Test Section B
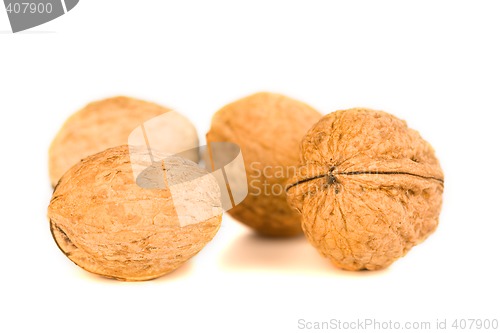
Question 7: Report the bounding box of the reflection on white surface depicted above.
[219,226,388,277]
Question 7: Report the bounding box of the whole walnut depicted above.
[49,96,198,187]
[207,92,322,237]
[286,108,444,270]
[48,145,222,281]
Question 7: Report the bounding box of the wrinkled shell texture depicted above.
[287,109,444,270]
[48,145,222,281]
[207,92,322,237]
[49,96,199,187]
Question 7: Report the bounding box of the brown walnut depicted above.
[48,96,198,187]
[287,108,444,270]
[48,145,222,281]
[207,92,322,237]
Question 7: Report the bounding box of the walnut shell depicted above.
[287,108,444,270]
[49,96,198,187]
[47,145,222,281]
[207,92,322,237]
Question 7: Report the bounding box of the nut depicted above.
[47,145,222,281]
[207,92,322,237]
[286,108,444,270]
[49,96,199,187]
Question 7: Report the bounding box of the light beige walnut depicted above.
[287,108,444,270]
[48,145,222,281]
[207,92,322,237]
[49,96,198,187]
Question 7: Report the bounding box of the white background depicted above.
[1,1,499,332]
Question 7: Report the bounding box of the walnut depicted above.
[49,96,198,187]
[47,145,222,281]
[207,92,322,237]
[286,108,444,270]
